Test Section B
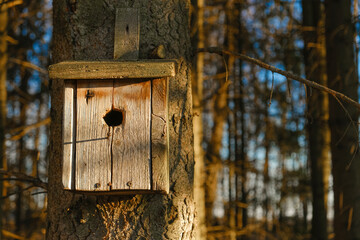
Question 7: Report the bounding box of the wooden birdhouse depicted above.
[48,60,174,194]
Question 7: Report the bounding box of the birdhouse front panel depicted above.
[76,80,113,191]
[49,61,175,194]
[111,80,151,190]
[64,79,151,192]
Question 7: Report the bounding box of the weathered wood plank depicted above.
[151,78,169,194]
[114,8,139,60]
[62,80,75,190]
[112,79,151,190]
[75,80,112,191]
[48,61,176,80]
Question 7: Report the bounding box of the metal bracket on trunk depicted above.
[114,8,140,60]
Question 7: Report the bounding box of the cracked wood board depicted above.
[112,79,151,190]
[151,78,169,194]
[62,79,154,192]
[75,80,112,191]
[58,62,172,193]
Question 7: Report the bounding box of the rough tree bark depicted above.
[47,1,195,239]
[325,0,360,239]
[0,2,8,239]
[302,0,330,239]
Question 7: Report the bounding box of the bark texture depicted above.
[302,1,330,239]
[48,1,195,239]
[325,0,360,239]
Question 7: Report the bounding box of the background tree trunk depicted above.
[302,0,330,239]
[205,54,229,229]
[47,1,195,239]
[0,2,8,239]
[191,0,207,239]
[225,1,237,239]
[325,0,360,239]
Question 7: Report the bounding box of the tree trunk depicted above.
[205,67,228,229]
[47,1,195,239]
[325,0,360,239]
[191,0,207,239]
[302,1,330,239]
[15,62,31,233]
[204,34,230,234]
[263,103,270,234]
[0,2,8,239]
[224,1,237,239]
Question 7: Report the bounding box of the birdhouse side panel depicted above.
[75,80,113,191]
[62,81,75,190]
[151,78,169,194]
[112,80,151,190]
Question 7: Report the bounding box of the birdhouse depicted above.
[48,60,175,194]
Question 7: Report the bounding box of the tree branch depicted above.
[9,117,50,141]
[0,0,22,9]
[197,47,360,111]
[8,57,47,74]
[1,185,33,199]
[0,169,48,190]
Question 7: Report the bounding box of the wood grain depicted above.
[59,74,170,193]
[75,80,112,191]
[112,79,151,190]
[62,80,75,190]
[48,61,176,80]
[114,8,139,60]
[151,78,169,194]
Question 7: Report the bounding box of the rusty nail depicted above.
[86,90,94,103]
[86,90,94,97]
[126,181,132,187]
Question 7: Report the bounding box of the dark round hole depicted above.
[103,109,123,127]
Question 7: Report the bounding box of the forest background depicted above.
[1,0,359,239]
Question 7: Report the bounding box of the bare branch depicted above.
[197,47,360,111]
[2,229,25,240]
[8,57,47,74]
[9,117,50,141]
[0,169,48,189]
[0,0,23,9]
[1,185,33,199]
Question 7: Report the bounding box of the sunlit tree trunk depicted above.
[205,4,230,228]
[0,2,8,239]
[191,0,207,239]
[205,68,228,229]
[48,1,195,239]
[302,1,330,239]
[224,1,237,239]
[325,0,360,239]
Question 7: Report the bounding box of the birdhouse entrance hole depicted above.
[103,108,124,127]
